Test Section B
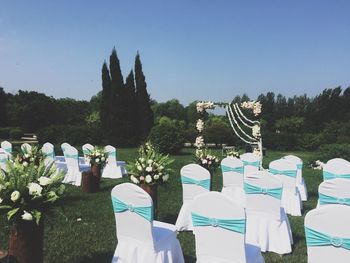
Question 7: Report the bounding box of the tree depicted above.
[0,88,7,127]
[135,52,153,142]
[124,70,137,145]
[152,99,186,123]
[100,62,112,138]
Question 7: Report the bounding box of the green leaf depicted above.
[7,207,19,220]
[0,205,12,209]
[32,210,42,225]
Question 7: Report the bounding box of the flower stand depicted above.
[81,171,99,193]
[91,164,102,191]
[140,184,158,219]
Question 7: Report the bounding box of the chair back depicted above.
[221,157,244,188]
[21,143,32,153]
[327,158,350,166]
[0,148,8,171]
[323,161,350,181]
[82,143,94,160]
[65,146,79,172]
[105,145,117,165]
[245,171,283,219]
[283,155,303,185]
[318,179,350,207]
[240,152,260,176]
[111,183,154,248]
[180,164,210,203]
[1,141,12,155]
[305,205,350,263]
[269,159,297,194]
[42,142,55,165]
[190,192,246,262]
[61,142,70,156]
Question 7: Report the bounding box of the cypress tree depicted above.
[135,52,154,142]
[124,70,137,145]
[100,62,112,139]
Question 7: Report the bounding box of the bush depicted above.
[9,128,24,140]
[297,133,322,150]
[314,143,350,162]
[0,127,11,139]
[148,121,185,154]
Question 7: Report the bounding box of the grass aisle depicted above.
[0,148,322,263]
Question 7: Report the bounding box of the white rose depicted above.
[21,211,33,221]
[146,166,153,172]
[202,159,208,164]
[38,176,51,186]
[130,175,140,184]
[162,174,169,181]
[28,183,43,196]
[22,161,28,167]
[11,190,20,202]
[147,159,153,165]
[145,175,152,183]
[154,174,160,180]
[0,198,3,203]
[95,158,100,163]
[137,165,142,171]
[24,154,30,158]
[101,157,105,161]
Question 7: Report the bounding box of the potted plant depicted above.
[85,147,108,178]
[0,157,65,263]
[194,148,220,190]
[128,142,173,218]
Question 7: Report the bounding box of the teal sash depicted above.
[242,160,260,167]
[297,164,303,169]
[0,155,7,163]
[44,151,55,158]
[319,193,350,206]
[221,165,244,174]
[65,154,78,160]
[112,196,153,222]
[323,171,350,181]
[108,151,117,158]
[3,147,12,154]
[244,182,282,200]
[83,149,90,155]
[181,176,210,190]
[269,168,297,178]
[305,226,350,250]
[191,212,245,234]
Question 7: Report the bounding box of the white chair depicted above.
[305,205,350,263]
[244,171,293,254]
[1,140,12,156]
[0,148,8,171]
[63,146,83,186]
[42,142,55,166]
[221,157,246,207]
[283,155,308,201]
[190,192,265,263]
[111,183,184,263]
[102,145,123,179]
[318,178,350,207]
[21,143,32,152]
[323,161,350,181]
[240,153,260,176]
[175,164,211,231]
[269,159,302,216]
[82,143,94,163]
[326,158,350,166]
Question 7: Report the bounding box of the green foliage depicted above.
[152,99,186,122]
[314,143,350,162]
[148,119,185,154]
[0,127,11,139]
[275,116,304,133]
[9,127,23,140]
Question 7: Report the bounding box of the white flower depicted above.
[146,166,153,172]
[154,174,160,180]
[21,211,33,221]
[252,125,261,138]
[130,175,140,184]
[22,161,28,167]
[28,183,43,196]
[101,157,105,161]
[159,165,164,170]
[38,176,51,186]
[147,159,153,165]
[145,175,152,183]
[95,158,100,163]
[196,119,204,132]
[11,190,20,202]
[202,159,208,164]
[137,165,142,171]
[162,174,169,181]
[24,154,30,158]
[0,198,3,203]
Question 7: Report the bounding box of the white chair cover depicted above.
[283,155,308,201]
[42,142,55,166]
[323,161,350,182]
[1,140,12,157]
[220,157,246,207]
[102,145,123,179]
[245,171,293,254]
[82,143,94,163]
[240,153,260,176]
[190,192,264,263]
[63,146,82,186]
[21,143,32,152]
[175,164,210,231]
[269,159,302,216]
[0,148,8,171]
[305,205,350,263]
[317,178,350,208]
[61,142,70,155]
[326,158,350,166]
[111,183,184,263]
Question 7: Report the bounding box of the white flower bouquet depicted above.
[17,146,45,167]
[0,160,65,225]
[226,149,240,158]
[86,147,108,167]
[195,148,220,171]
[128,142,173,185]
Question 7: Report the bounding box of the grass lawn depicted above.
[0,148,322,263]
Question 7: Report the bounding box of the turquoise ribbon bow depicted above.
[44,151,55,158]
[319,193,350,206]
[3,147,12,154]
[191,212,245,234]
[269,168,297,178]
[108,151,117,158]
[323,171,350,181]
[112,196,153,222]
[83,149,90,155]
[244,182,282,200]
[221,165,244,174]
[242,160,260,167]
[181,176,210,190]
[297,164,303,169]
[305,226,350,250]
[65,154,78,160]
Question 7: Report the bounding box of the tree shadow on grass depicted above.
[75,251,113,263]
[160,214,178,225]
[184,254,196,263]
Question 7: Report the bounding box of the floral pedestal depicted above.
[140,184,158,219]
[8,221,44,263]
[91,164,102,191]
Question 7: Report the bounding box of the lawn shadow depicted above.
[184,255,196,262]
[75,251,113,263]
[160,213,178,225]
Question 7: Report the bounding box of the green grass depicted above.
[0,148,322,263]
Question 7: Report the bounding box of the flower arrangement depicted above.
[252,124,261,138]
[195,101,215,150]
[0,160,65,225]
[196,101,215,113]
[17,146,45,167]
[241,101,262,116]
[85,147,108,166]
[226,149,240,158]
[128,142,173,185]
[310,160,325,170]
[195,148,220,171]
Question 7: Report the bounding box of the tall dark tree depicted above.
[124,70,137,145]
[0,88,7,127]
[135,52,154,141]
[100,62,112,138]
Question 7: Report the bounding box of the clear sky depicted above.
[0,0,349,105]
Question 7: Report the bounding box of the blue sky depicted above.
[0,0,349,105]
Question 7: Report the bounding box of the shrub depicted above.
[297,133,322,150]
[148,121,185,154]
[9,128,24,140]
[0,127,11,139]
[314,143,350,162]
